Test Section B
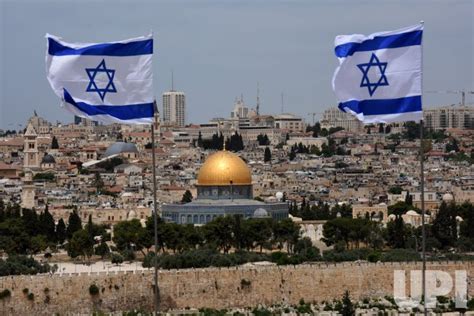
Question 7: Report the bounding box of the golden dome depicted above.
[197,151,252,186]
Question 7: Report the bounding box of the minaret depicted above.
[256,82,260,116]
[21,171,36,209]
[23,123,39,170]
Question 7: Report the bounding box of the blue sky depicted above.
[0,0,473,129]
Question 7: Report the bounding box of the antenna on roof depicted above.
[171,70,174,91]
[256,82,260,115]
[281,92,284,113]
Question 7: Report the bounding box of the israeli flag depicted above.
[332,24,423,124]
[46,34,154,124]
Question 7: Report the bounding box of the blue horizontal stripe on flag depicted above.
[64,89,154,120]
[48,37,153,56]
[335,30,422,58]
[338,95,422,116]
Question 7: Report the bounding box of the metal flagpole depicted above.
[420,120,427,315]
[419,20,427,316]
[151,121,160,314]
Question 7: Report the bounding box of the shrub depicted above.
[120,248,135,262]
[367,251,381,263]
[0,255,52,276]
[380,249,420,262]
[240,279,251,288]
[89,284,99,296]
[27,293,34,301]
[322,249,371,262]
[437,295,449,304]
[22,288,29,294]
[143,249,269,270]
[252,307,272,316]
[467,298,474,311]
[0,289,11,299]
[111,253,124,265]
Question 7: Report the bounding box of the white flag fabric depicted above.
[332,24,423,124]
[46,34,154,124]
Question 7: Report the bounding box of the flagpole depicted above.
[151,121,160,314]
[419,20,427,316]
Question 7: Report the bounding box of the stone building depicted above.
[423,105,474,130]
[352,203,388,223]
[23,123,40,170]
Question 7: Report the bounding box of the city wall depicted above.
[0,261,472,315]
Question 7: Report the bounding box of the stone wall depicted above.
[0,261,472,315]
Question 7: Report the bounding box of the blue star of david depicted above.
[357,53,389,96]
[85,59,117,101]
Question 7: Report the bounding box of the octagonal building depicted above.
[161,150,288,224]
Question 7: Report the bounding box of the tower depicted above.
[23,123,39,170]
[21,171,36,209]
[162,72,185,127]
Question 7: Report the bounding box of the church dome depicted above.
[442,193,454,202]
[253,208,269,218]
[41,154,55,164]
[197,151,252,186]
[104,142,138,158]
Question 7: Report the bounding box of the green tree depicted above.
[92,172,104,194]
[264,147,272,163]
[55,218,67,244]
[51,136,59,149]
[386,216,407,249]
[21,208,39,236]
[181,190,193,203]
[0,218,30,254]
[197,131,203,148]
[405,191,413,206]
[246,219,273,252]
[39,206,56,242]
[322,218,372,250]
[30,235,47,254]
[341,290,355,316]
[289,146,296,161]
[66,210,82,239]
[431,201,457,248]
[445,137,459,153]
[113,219,148,255]
[272,219,300,253]
[388,201,411,216]
[94,241,110,259]
[257,134,270,146]
[203,216,235,253]
[378,123,384,134]
[388,186,403,194]
[111,253,123,265]
[67,229,94,261]
[294,237,321,261]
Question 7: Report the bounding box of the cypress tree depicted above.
[197,131,203,148]
[51,136,59,149]
[40,205,56,242]
[66,209,82,239]
[264,147,272,162]
[56,218,67,244]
